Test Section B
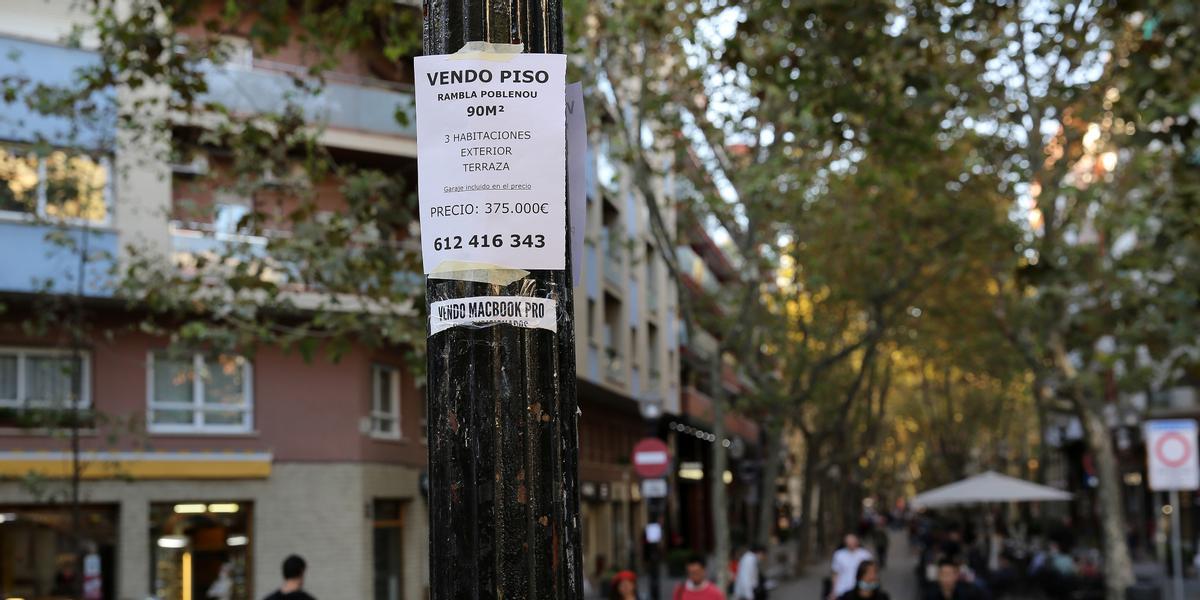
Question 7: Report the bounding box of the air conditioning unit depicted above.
[170,155,210,176]
[1166,386,1198,410]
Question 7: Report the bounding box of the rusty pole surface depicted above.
[421,2,583,599]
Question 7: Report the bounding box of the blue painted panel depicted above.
[628,280,639,323]
[588,350,600,380]
[585,243,598,299]
[203,66,415,138]
[0,221,117,295]
[625,190,637,233]
[0,36,115,148]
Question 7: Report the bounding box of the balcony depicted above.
[587,347,601,381]
[202,61,415,139]
[601,228,623,287]
[676,245,720,294]
[171,224,270,257]
[646,280,660,316]
[604,349,623,384]
[0,221,117,296]
[646,369,662,401]
[0,36,114,148]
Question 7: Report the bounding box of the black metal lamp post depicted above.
[421,2,582,600]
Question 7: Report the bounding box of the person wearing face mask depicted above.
[837,561,890,600]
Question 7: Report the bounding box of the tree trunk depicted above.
[756,424,782,547]
[816,474,830,554]
[796,437,818,570]
[710,351,731,589]
[1033,374,1050,485]
[1080,402,1134,600]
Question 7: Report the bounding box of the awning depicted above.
[0,451,272,479]
[912,471,1072,508]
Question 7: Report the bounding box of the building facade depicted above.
[0,2,687,599]
[671,215,763,556]
[0,2,428,599]
[573,133,682,587]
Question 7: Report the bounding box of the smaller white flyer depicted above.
[415,52,567,273]
[566,82,587,280]
[429,296,557,336]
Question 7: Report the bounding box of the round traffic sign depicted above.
[632,438,670,479]
[1155,431,1192,468]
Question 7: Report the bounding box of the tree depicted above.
[980,4,1200,596]
[2,0,425,593]
[0,0,429,360]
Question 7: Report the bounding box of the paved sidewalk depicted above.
[772,531,919,600]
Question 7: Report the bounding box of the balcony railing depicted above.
[0,36,114,148]
[646,281,659,315]
[601,228,623,286]
[202,62,416,138]
[0,221,117,296]
[604,349,623,384]
[676,245,720,294]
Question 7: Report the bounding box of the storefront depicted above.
[149,501,253,600]
[579,479,646,590]
[0,504,118,600]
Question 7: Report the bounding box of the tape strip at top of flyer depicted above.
[415,43,568,283]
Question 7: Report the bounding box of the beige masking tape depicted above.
[448,41,524,61]
[428,260,530,286]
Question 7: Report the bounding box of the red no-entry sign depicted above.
[632,438,670,479]
[1146,420,1199,491]
[1155,431,1192,468]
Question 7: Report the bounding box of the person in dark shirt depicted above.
[263,554,317,600]
[924,559,981,600]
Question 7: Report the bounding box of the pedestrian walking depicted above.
[263,555,316,600]
[924,559,981,600]
[610,570,640,600]
[733,545,766,600]
[829,534,873,600]
[837,561,890,600]
[871,524,889,568]
[673,556,725,600]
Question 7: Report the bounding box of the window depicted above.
[0,145,110,223]
[645,244,658,312]
[647,323,660,382]
[371,365,402,439]
[586,298,597,342]
[1,505,118,600]
[148,353,253,433]
[372,499,406,600]
[0,347,90,410]
[603,295,623,382]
